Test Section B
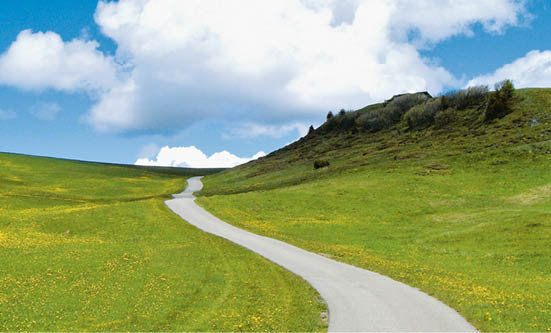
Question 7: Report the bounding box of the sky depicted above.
[0,0,550,168]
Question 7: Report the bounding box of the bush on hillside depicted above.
[384,93,430,123]
[434,108,456,129]
[356,111,387,132]
[387,93,431,111]
[485,80,515,121]
[399,86,487,130]
[404,98,443,128]
[323,111,338,132]
[339,112,357,131]
[314,160,330,169]
[323,109,357,132]
[446,85,489,110]
[404,105,428,128]
[355,93,430,132]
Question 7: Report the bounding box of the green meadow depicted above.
[0,153,326,331]
[199,88,551,332]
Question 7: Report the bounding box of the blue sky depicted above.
[1,0,550,167]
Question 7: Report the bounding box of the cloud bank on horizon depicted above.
[0,0,550,167]
[135,145,266,168]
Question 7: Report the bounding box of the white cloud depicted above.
[0,0,529,134]
[0,108,16,120]
[467,50,551,89]
[89,0,528,132]
[135,145,266,168]
[231,122,311,139]
[29,102,61,120]
[389,0,527,46]
[0,30,120,93]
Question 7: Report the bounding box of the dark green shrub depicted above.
[404,98,443,128]
[322,109,356,132]
[446,85,488,110]
[314,160,330,169]
[434,108,456,129]
[384,93,430,123]
[355,92,430,133]
[382,104,405,124]
[356,112,387,132]
[387,93,431,111]
[440,95,450,109]
[339,112,356,131]
[423,97,443,115]
[404,105,428,128]
[498,80,514,97]
[485,80,515,121]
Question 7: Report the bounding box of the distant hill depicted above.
[201,87,551,195]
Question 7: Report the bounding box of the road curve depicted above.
[165,176,476,332]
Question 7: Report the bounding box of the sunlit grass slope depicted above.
[0,153,326,331]
[199,88,551,332]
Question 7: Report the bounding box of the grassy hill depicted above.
[0,153,326,331]
[198,87,551,332]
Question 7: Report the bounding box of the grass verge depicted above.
[0,152,327,331]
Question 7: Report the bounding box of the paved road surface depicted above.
[165,176,476,332]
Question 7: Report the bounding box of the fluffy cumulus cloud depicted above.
[0,0,533,134]
[135,145,266,168]
[0,30,120,93]
[388,0,526,45]
[467,50,551,89]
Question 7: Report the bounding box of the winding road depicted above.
[165,176,476,332]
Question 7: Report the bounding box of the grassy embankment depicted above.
[199,88,551,332]
[0,153,326,331]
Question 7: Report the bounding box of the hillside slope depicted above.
[202,88,550,195]
[0,153,326,331]
[198,88,551,331]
